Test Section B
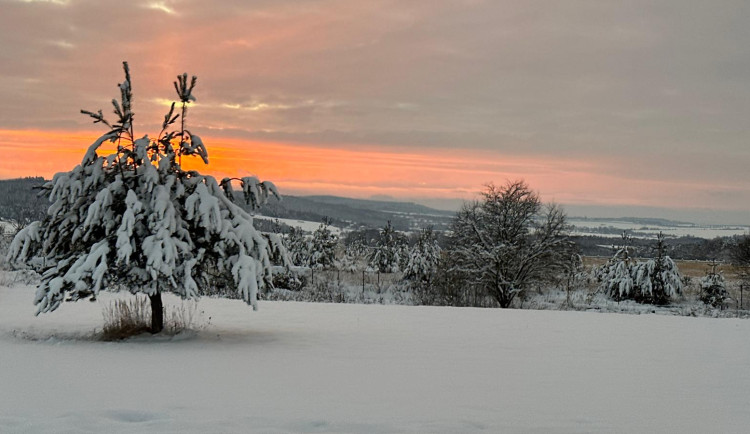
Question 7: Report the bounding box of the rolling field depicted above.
[2,283,749,433]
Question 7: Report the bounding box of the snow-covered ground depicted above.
[254,215,342,235]
[2,284,749,433]
[569,218,749,240]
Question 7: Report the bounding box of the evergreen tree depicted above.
[285,226,309,267]
[700,262,727,308]
[403,227,441,283]
[309,219,338,270]
[7,63,285,332]
[602,232,682,305]
[340,232,368,272]
[369,220,406,273]
[600,233,635,301]
[631,232,682,305]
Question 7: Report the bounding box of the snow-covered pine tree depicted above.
[700,270,727,308]
[309,219,338,270]
[403,227,441,283]
[600,234,635,302]
[369,220,406,273]
[340,232,368,272]
[699,262,727,308]
[285,226,310,267]
[631,232,682,305]
[7,62,285,333]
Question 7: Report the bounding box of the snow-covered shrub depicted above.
[700,270,728,308]
[307,281,347,303]
[411,254,495,308]
[6,63,286,332]
[266,278,412,305]
[271,266,307,291]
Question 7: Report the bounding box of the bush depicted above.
[271,267,307,291]
[412,260,497,308]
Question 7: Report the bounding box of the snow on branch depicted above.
[7,63,287,319]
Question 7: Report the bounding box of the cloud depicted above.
[145,1,177,15]
[1,0,750,219]
[16,0,69,5]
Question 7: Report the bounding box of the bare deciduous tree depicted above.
[447,180,570,308]
[730,235,750,267]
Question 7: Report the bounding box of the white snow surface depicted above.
[569,218,749,240]
[1,284,749,433]
[254,215,342,235]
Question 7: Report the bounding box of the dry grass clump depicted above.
[164,300,204,335]
[101,296,206,341]
[101,297,152,340]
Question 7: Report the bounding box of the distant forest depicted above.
[0,177,47,230]
[0,177,740,261]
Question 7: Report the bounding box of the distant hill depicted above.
[0,177,48,229]
[569,216,695,227]
[257,195,454,231]
[303,195,454,216]
[0,178,455,232]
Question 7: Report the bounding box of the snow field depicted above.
[254,215,343,235]
[1,284,750,433]
[568,218,749,240]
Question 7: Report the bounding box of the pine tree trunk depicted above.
[149,292,164,334]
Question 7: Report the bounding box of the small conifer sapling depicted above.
[8,62,286,333]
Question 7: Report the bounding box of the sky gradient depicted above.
[1,0,749,223]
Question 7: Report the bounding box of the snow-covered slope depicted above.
[254,215,342,235]
[569,217,749,240]
[1,285,748,433]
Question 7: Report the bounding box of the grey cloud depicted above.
[2,0,750,218]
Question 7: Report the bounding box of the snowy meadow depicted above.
[2,278,750,433]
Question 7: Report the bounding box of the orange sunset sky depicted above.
[2,0,750,223]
